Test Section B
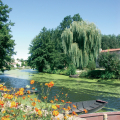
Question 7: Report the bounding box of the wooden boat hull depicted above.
[59,100,107,114]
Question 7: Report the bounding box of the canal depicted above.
[0,69,120,112]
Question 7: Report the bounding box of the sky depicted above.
[3,0,120,60]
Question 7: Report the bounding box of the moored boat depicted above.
[59,100,107,114]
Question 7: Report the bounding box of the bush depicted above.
[97,52,120,75]
[66,63,76,76]
[87,61,96,70]
[79,71,89,77]
[87,70,105,78]
[100,71,116,79]
[86,70,117,79]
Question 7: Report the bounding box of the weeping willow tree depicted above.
[61,21,101,68]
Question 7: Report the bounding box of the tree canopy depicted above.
[0,0,16,71]
[61,21,101,68]
[101,34,120,50]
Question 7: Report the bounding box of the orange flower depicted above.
[31,102,36,106]
[30,98,33,101]
[22,96,26,99]
[52,110,59,116]
[72,111,77,115]
[35,107,39,112]
[30,80,35,84]
[23,115,26,118]
[38,99,41,102]
[55,98,58,101]
[0,100,4,107]
[19,90,24,95]
[62,93,63,94]
[27,90,31,94]
[61,100,64,103]
[56,104,60,109]
[50,100,54,103]
[46,81,54,88]
[73,104,77,109]
[32,87,35,89]
[67,106,71,111]
[66,101,72,104]
[44,96,47,99]
[83,109,88,113]
[64,116,67,119]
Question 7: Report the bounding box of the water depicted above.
[0,69,120,112]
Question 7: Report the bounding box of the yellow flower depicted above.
[28,95,31,98]
[38,110,42,115]
[0,84,3,87]
[10,101,18,108]
[34,98,37,101]
[2,110,6,113]
[7,94,13,99]
[52,105,57,109]
[19,88,24,91]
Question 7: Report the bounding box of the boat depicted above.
[59,100,108,114]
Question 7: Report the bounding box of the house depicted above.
[101,48,120,54]
[12,59,22,68]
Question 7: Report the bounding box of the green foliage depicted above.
[100,71,116,79]
[28,27,65,72]
[87,61,96,70]
[16,63,19,67]
[0,0,16,71]
[101,34,120,50]
[79,71,89,77]
[61,21,101,69]
[87,70,106,78]
[59,13,83,31]
[98,52,120,75]
[66,63,76,75]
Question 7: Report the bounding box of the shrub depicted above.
[87,70,105,78]
[98,52,120,75]
[87,61,96,70]
[100,71,116,79]
[79,71,89,77]
[66,63,76,76]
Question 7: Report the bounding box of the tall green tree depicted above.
[29,27,63,72]
[61,21,101,69]
[0,0,16,71]
[101,34,120,50]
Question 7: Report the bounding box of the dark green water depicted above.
[0,69,120,112]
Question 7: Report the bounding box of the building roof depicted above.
[101,48,120,52]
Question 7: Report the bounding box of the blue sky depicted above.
[3,0,120,60]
